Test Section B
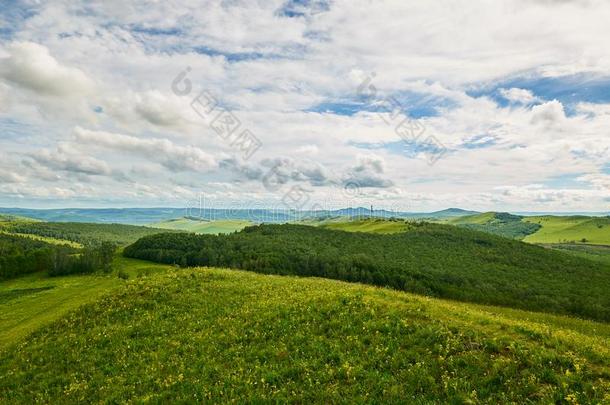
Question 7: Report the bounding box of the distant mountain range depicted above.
[0,207,606,225]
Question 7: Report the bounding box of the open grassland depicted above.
[0,265,608,403]
[150,217,251,234]
[446,212,498,225]
[0,255,169,350]
[523,216,610,245]
[318,218,412,234]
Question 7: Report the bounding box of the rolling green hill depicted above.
[437,212,610,246]
[318,218,412,234]
[445,212,542,240]
[1,263,608,403]
[523,216,610,245]
[124,223,610,321]
[149,217,250,234]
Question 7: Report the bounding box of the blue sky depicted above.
[0,0,608,211]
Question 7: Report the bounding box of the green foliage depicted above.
[48,242,117,277]
[548,244,610,265]
[8,222,182,246]
[124,223,610,321]
[0,267,608,403]
[0,233,116,280]
[0,234,75,280]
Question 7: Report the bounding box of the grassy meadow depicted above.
[150,217,251,234]
[523,216,610,245]
[318,218,412,234]
[1,261,609,403]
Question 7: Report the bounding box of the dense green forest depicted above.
[0,234,115,280]
[8,222,182,246]
[124,223,610,321]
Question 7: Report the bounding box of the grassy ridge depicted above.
[124,223,610,321]
[149,217,250,234]
[5,221,183,246]
[0,266,608,403]
[318,218,411,234]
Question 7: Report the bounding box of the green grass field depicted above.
[150,217,251,234]
[318,218,411,234]
[0,255,167,349]
[523,216,610,245]
[446,212,498,225]
[0,261,608,402]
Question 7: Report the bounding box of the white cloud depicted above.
[530,100,567,126]
[499,88,541,105]
[74,127,217,173]
[28,144,111,176]
[0,41,93,97]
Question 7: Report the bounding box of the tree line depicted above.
[0,234,115,280]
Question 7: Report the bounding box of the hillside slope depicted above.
[0,266,608,403]
[524,216,610,245]
[318,218,411,234]
[124,223,610,321]
[445,212,541,239]
[149,217,250,234]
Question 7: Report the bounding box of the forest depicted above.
[0,234,115,280]
[124,223,610,321]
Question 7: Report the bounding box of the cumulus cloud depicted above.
[344,155,394,188]
[0,41,93,97]
[530,100,567,126]
[28,145,111,176]
[74,127,217,172]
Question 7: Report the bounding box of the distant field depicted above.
[0,265,608,403]
[318,218,411,234]
[150,218,251,234]
[523,216,610,245]
[2,221,182,246]
[445,212,541,239]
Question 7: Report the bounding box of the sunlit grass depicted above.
[0,261,608,402]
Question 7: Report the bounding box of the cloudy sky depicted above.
[0,0,609,212]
